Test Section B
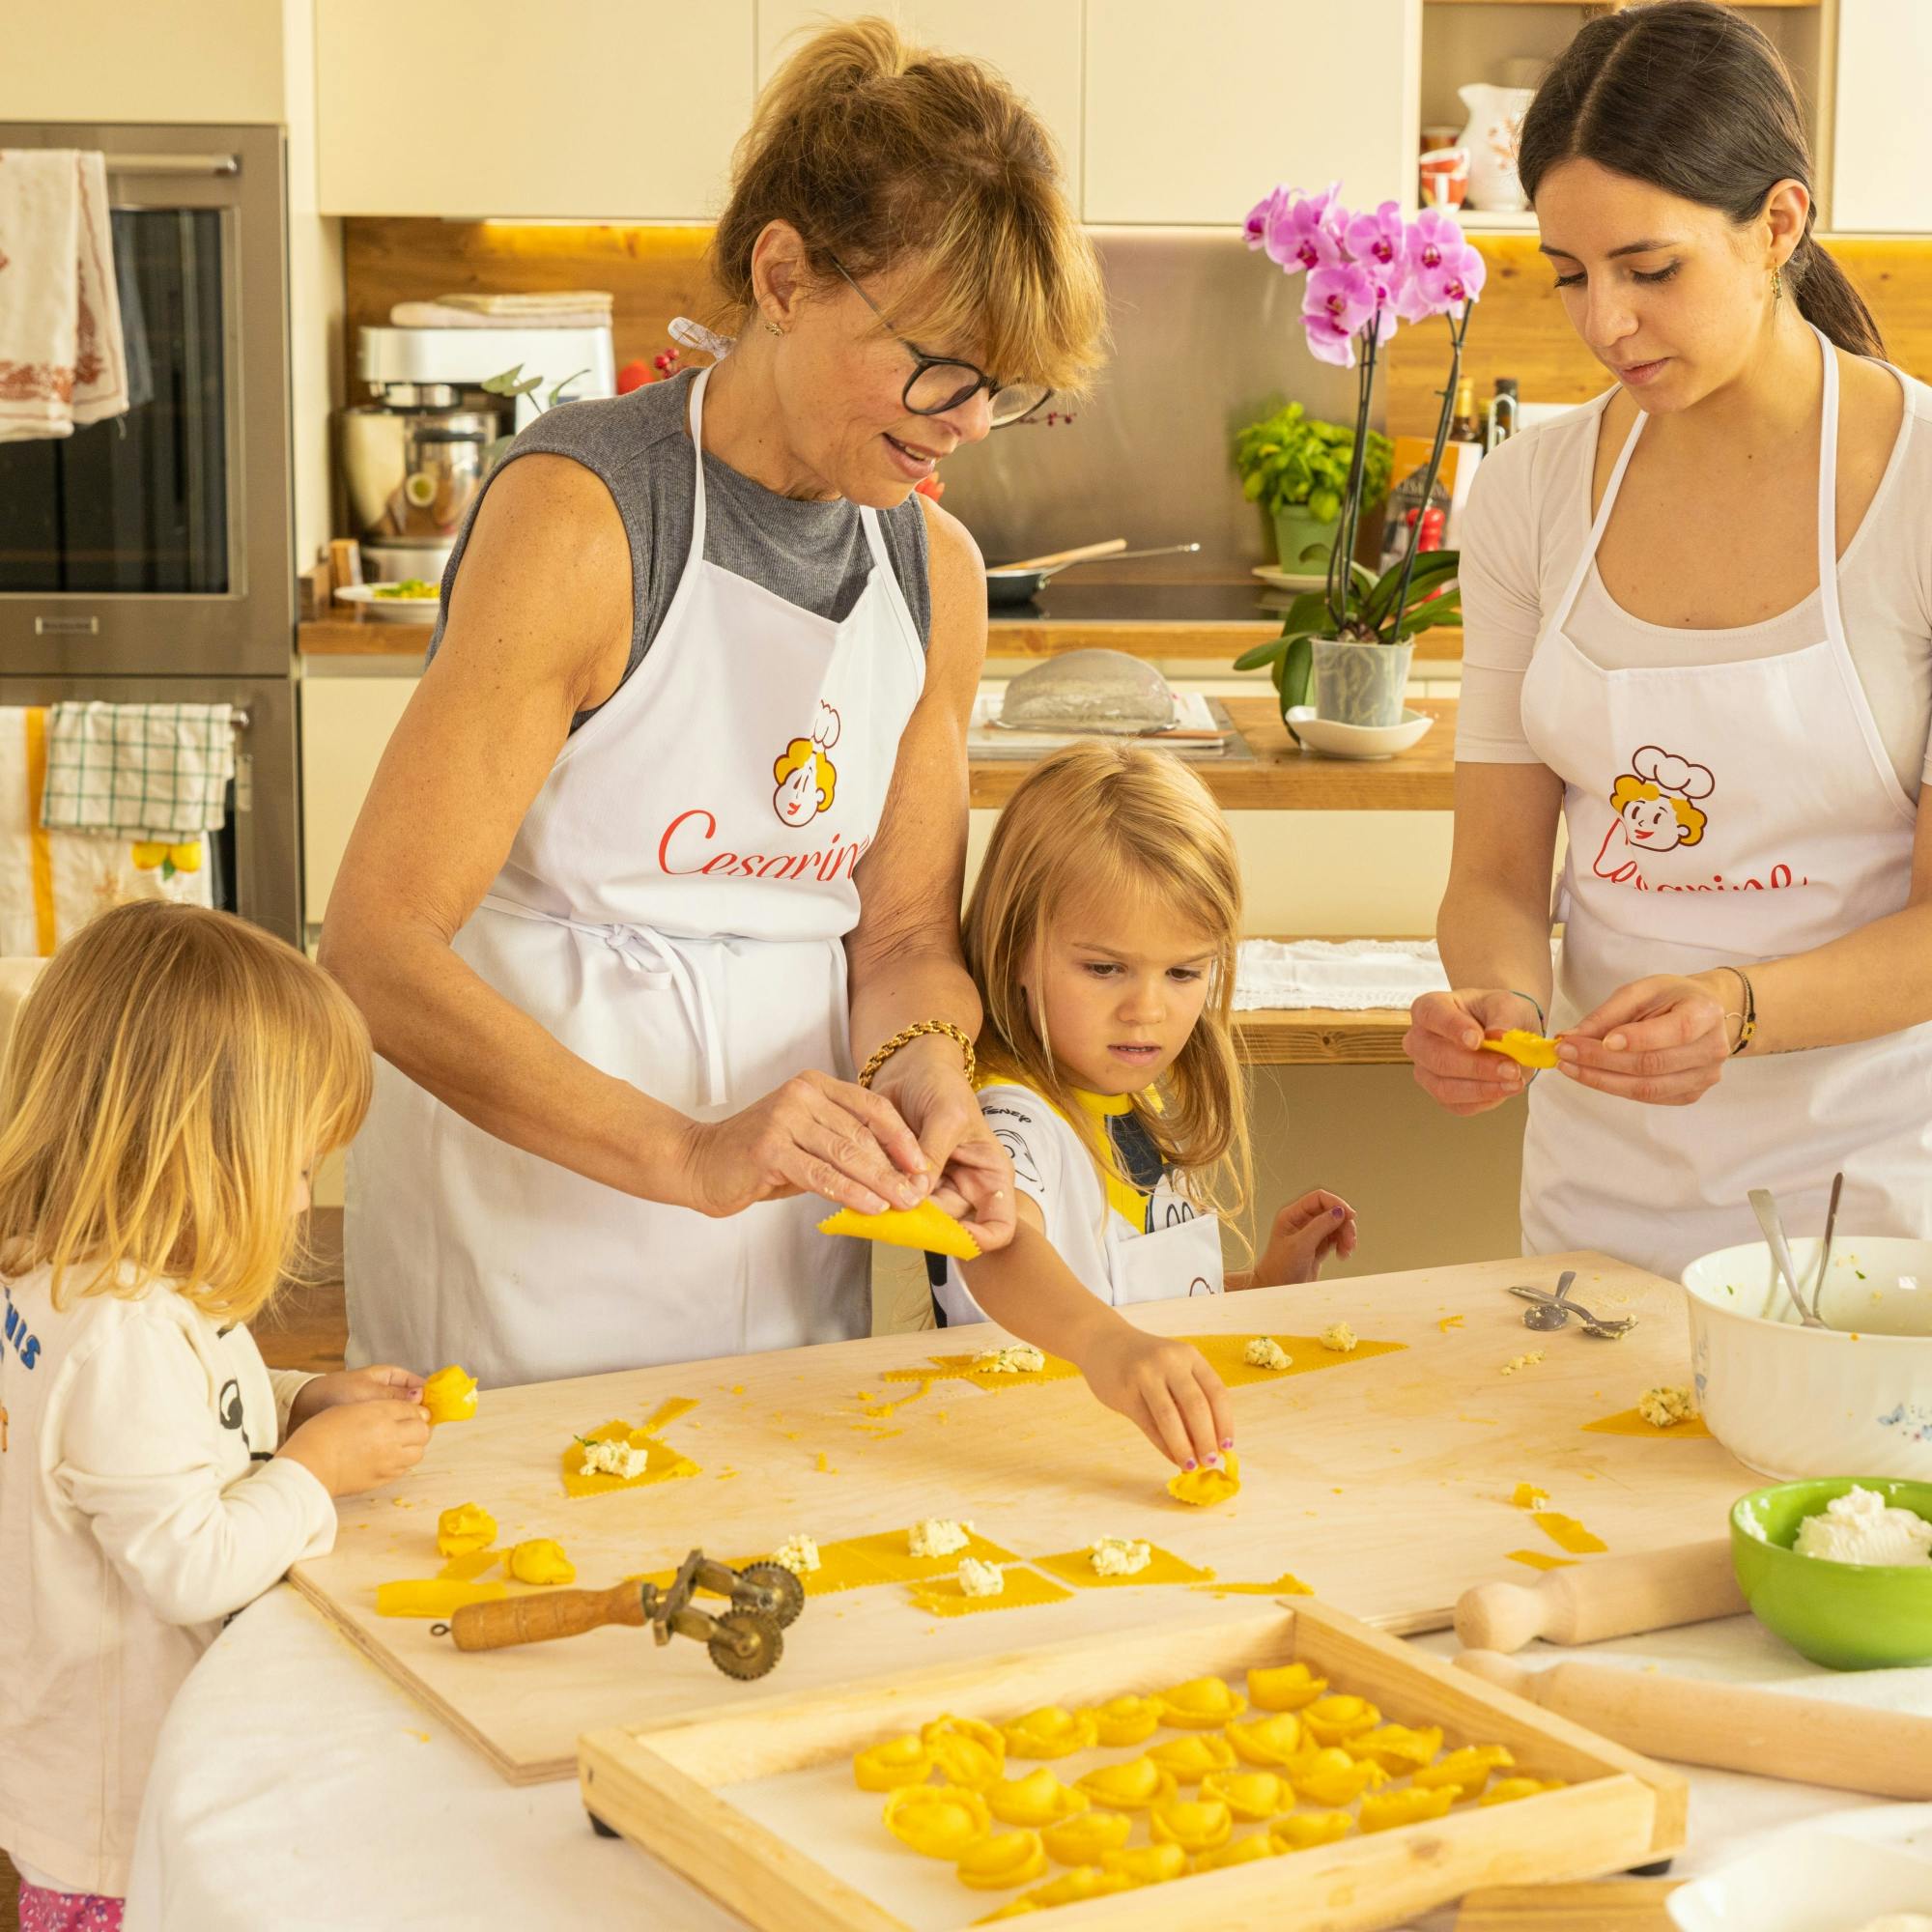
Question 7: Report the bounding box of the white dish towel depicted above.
[0,150,129,442]
[1234,938,1449,1011]
[39,701,235,842]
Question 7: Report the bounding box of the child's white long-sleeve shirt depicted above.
[0,1261,335,1895]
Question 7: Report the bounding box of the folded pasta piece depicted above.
[1480,1028,1561,1070]
[819,1198,980,1259]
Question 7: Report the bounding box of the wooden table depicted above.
[291,1252,1751,1785]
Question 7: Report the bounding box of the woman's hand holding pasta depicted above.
[1555,972,1732,1105]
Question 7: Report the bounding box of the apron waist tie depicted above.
[478,895,729,1109]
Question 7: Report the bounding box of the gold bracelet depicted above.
[857,1019,977,1091]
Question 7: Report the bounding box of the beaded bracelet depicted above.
[857,1019,977,1091]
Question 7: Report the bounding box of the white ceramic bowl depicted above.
[1285,705,1434,759]
[1680,1236,1932,1482]
[1667,1830,1932,1931]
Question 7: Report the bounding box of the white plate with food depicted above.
[1286,706,1434,759]
[334,581,441,623]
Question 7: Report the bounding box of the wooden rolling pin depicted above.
[1455,1541,1745,1653]
[450,1581,646,1652]
[1457,1650,1932,1797]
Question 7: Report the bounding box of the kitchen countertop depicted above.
[967,696,1456,810]
[298,579,1463,665]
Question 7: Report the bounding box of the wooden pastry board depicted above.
[291,1251,1756,1785]
[577,1599,1688,1932]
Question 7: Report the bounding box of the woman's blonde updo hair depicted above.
[963,742,1252,1233]
[714,16,1107,394]
[0,901,371,1321]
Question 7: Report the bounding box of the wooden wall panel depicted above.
[343,222,1932,438]
[1383,234,1932,437]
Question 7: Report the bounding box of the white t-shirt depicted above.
[0,1262,334,1896]
[1455,368,1932,796]
[936,1081,1220,1324]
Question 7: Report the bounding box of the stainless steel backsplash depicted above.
[935,226,1372,579]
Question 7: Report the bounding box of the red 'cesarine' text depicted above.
[658,809,871,881]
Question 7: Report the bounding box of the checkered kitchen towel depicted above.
[39,701,235,840]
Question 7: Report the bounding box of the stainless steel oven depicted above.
[0,123,299,943]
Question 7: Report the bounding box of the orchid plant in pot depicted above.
[1236,187,1484,739]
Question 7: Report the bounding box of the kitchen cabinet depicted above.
[1083,0,1422,224]
[299,668,416,930]
[314,0,755,218]
[756,0,1085,204]
[0,2,285,122]
[1832,0,1932,231]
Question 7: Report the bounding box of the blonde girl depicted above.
[941,744,1358,1470]
[0,903,430,1926]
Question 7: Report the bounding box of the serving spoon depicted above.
[1748,1186,1827,1330]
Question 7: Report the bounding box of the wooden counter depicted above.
[299,587,1463,667]
[969,696,1456,810]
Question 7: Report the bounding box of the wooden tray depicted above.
[290,1252,1751,1785]
[579,1599,1687,1932]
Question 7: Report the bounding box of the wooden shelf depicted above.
[1234,1004,1409,1066]
[967,696,1458,811]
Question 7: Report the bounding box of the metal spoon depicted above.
[1808,1171,1844,1328]
[1748,1186,1827,1330]
[1520,1269,1577,1331]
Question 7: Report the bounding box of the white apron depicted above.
[1519,326,1932,1278]
[935,1087,1224,1322]
[345,365,927,1386]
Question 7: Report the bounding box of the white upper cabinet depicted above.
[755,1,1086,206]
[1084,0,1421,225]
[0,1,285,122]
[315,0,755,218]
[1832,0,1932,232]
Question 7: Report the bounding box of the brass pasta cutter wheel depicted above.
[441,1548,805,1680]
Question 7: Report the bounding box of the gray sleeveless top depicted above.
[426,368,932,724]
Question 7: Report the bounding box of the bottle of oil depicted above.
[1449,377,1480,444]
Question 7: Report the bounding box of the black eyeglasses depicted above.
[829,255,1052,429]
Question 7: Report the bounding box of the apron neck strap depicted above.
[686,363,712,555]
[1812,322,1847,647]
[1549,395,1647,635]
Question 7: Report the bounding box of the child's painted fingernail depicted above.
[1331,1207,1346,1219]
[1183,1459,1198,1472]
[1221,1436,1235,1451]
[1205,1452,1219,1466]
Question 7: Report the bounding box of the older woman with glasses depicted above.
[322,18,1106,1388]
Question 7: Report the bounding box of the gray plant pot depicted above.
[1312,637,1415,728]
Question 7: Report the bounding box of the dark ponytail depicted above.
[1518,0,1885,359]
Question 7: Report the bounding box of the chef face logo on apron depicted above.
[772,702,841,826]
[1592,744,1712,885]
[1588,743,1810,894]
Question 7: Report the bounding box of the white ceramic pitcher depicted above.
[1457,82,1536,213]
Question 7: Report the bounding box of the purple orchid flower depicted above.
[1344,200,1406,273]
[1413,239,1488,317]
[1244,185,1285,251]
[1301,263,1379,367]
[1264,183,1346,276]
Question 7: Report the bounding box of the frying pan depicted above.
[984,540,1202,608]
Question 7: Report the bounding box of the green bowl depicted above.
[1731,1477,1932,1670]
